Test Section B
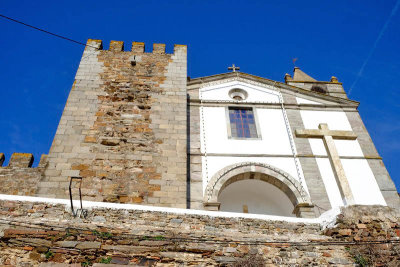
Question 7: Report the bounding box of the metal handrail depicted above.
[69,176,84,217]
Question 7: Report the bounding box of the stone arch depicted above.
[203,162,314,217]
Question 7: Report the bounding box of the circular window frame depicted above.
[228,88,248,101]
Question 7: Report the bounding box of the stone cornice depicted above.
[188,99,358,111]
[189,152,382,160]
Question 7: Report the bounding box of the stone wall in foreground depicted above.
[0,198,399,266]
[324,205,400,266]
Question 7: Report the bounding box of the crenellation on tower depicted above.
[0,153,47,196]
[86,39,183,54]
[153,43,166,54]
[8,153,34,168]
[0,153,48,169]
[86,39,103,50]
[109,40,124,51]
[132,41,145,53]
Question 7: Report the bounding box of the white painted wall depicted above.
[300,110,386,207]
[201,81,280,103]
[308,139,364,157]
[296,97,322,105]
[300,110,352,130]
[200,107,293,155]
[219,179,295,216]
[342,159,386,205]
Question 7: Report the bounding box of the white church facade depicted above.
[187,67,398,218]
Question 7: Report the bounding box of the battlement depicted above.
[0,153,48,196]
[86,39,187,54]
[0,153,47,168]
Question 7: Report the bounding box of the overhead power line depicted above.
[0,13,99,49]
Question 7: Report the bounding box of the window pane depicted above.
[229,108,258,139]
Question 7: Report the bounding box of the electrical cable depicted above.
[0,13,99,49]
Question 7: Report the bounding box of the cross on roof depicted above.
[295,123,357,206]
[228,64,240,72]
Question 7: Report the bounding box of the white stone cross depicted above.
[295,123,357,205]
[228,64,240,72]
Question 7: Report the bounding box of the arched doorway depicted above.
[203,162,315,218]
[218,179,295,216]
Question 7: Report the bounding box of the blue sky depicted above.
[1,1,399,191]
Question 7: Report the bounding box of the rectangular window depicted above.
[228,108,258,138]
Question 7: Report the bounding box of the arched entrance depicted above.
[218,179,295,216]
[203,162,315,218]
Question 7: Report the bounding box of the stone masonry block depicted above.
[153,43,166,54]
[38,154,48,168]
[8,153,34,168]
[109,41,124,51]
[86,39,103,50]
[132,42,145,53]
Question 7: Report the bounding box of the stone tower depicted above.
[37,40,188,208]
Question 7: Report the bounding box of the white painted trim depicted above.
[0,194,340,225]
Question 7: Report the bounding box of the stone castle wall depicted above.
[0,153,47,196]
[35,40,187,208]
[0,198,399,266]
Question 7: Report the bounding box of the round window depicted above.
[229,88,248,101]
